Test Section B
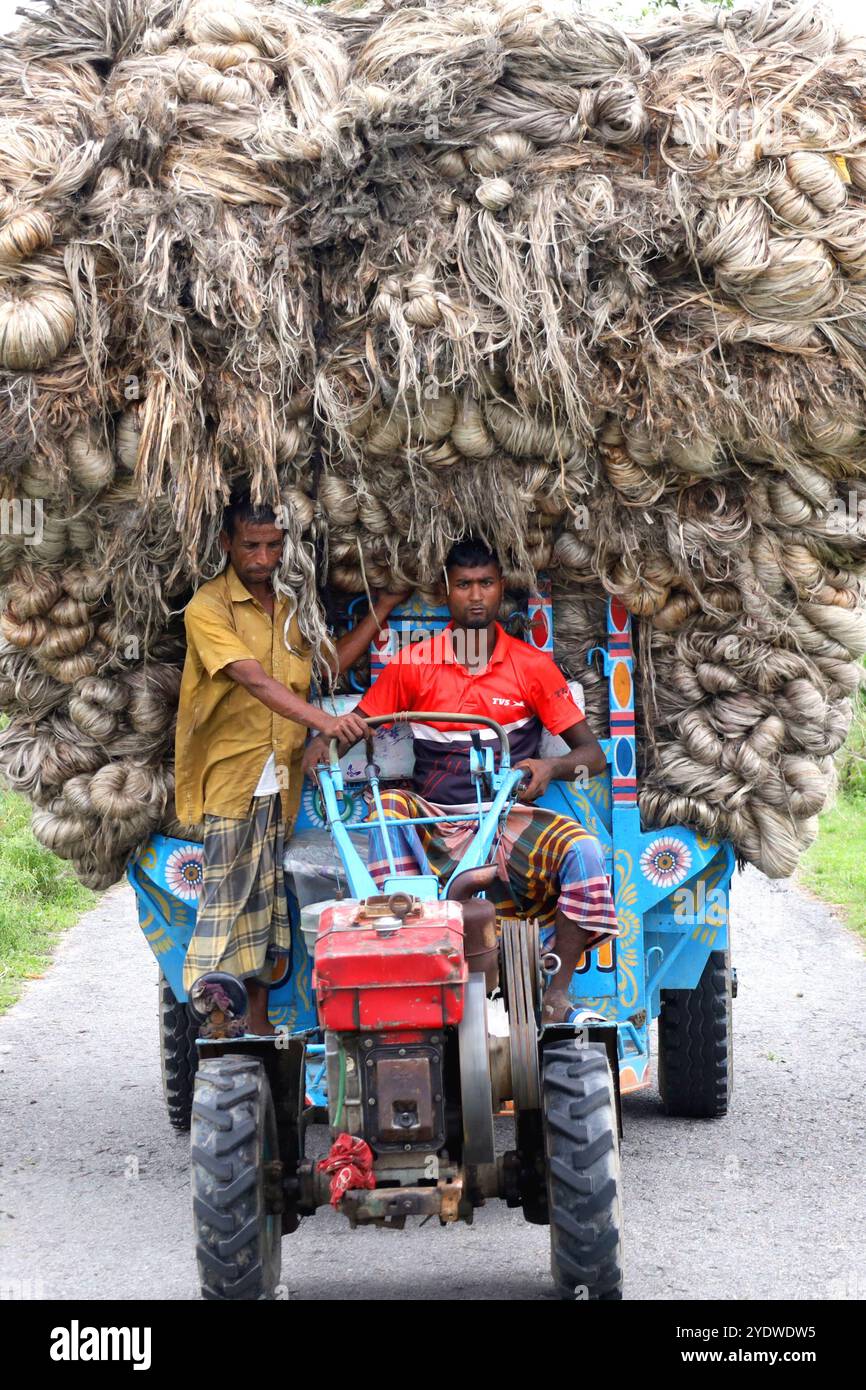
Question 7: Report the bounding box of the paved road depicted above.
[1,866,864,1301]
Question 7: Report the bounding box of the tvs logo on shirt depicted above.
[491,697,524,707]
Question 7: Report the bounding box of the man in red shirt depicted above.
[304,538,618,1021]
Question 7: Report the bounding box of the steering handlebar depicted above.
[328,711,512,770]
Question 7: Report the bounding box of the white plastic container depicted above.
[300,898,343,957]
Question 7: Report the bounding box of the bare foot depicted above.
[247,1018,276,1037]
[245,979,276,1036]
[541,987,575,1024]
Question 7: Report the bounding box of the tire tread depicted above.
[190,1057,281,1301]
[543,1042,624,1301]
[159,976,200,1132]
[658,949,733,1119]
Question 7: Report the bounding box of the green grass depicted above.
[835,681,866,800]
[799,792,866,941]
[0,786,95,1012]
[798,679,866,941]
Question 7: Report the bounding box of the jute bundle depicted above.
[1,0,865,883]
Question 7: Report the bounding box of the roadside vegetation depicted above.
[800,680,866,942]
[0,737,94,1010]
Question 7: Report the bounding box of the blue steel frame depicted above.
[128,591,734,1095]
[315,723,527,902]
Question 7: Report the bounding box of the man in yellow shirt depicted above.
[175,492,400,1034]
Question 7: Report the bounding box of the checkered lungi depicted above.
[367,789,618,952]
[182,793,292,992]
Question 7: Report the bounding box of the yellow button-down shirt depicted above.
[174,565,313,827]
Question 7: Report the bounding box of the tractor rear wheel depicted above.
[657,948,733,1118]
[542,1042,624,1301]
[191,1057,282,1300]
[158,974,199,1131]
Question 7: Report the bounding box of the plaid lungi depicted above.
[367,790,619,952]
[182,793,292,992]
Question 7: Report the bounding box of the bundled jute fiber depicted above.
[2,0,866,884]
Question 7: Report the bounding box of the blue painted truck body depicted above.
[129,590,733,1096]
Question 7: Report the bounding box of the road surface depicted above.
[1,866,864,1300]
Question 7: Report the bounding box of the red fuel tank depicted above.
[313,896,466,1032]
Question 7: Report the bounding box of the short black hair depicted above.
[222,491,279,539]
[445,536,501,573]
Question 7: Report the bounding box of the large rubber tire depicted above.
[657,948,733,1119]
[159,975,199,1131]
[542,1042,624,1301]
[191,1057,282,1301]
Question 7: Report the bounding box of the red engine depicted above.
[313,893,466,1032]
[313,894,466,1157]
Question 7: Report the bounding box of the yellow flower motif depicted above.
[614,849,638,907]
[567,791,606,841]
[577,997,611,1017]
[593,779,612,811]
[618,958,639,1009]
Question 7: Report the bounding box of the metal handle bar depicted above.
[327,711,511,769]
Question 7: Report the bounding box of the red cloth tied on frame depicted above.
[317,1134,376,1207]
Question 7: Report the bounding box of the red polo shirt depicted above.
[358,623,584,804]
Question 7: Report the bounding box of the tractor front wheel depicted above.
[191,1057,282,1300]
[657,948,733,1118]
[542,1042,624,1301]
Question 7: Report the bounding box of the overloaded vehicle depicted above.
[131,588,735,1300]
